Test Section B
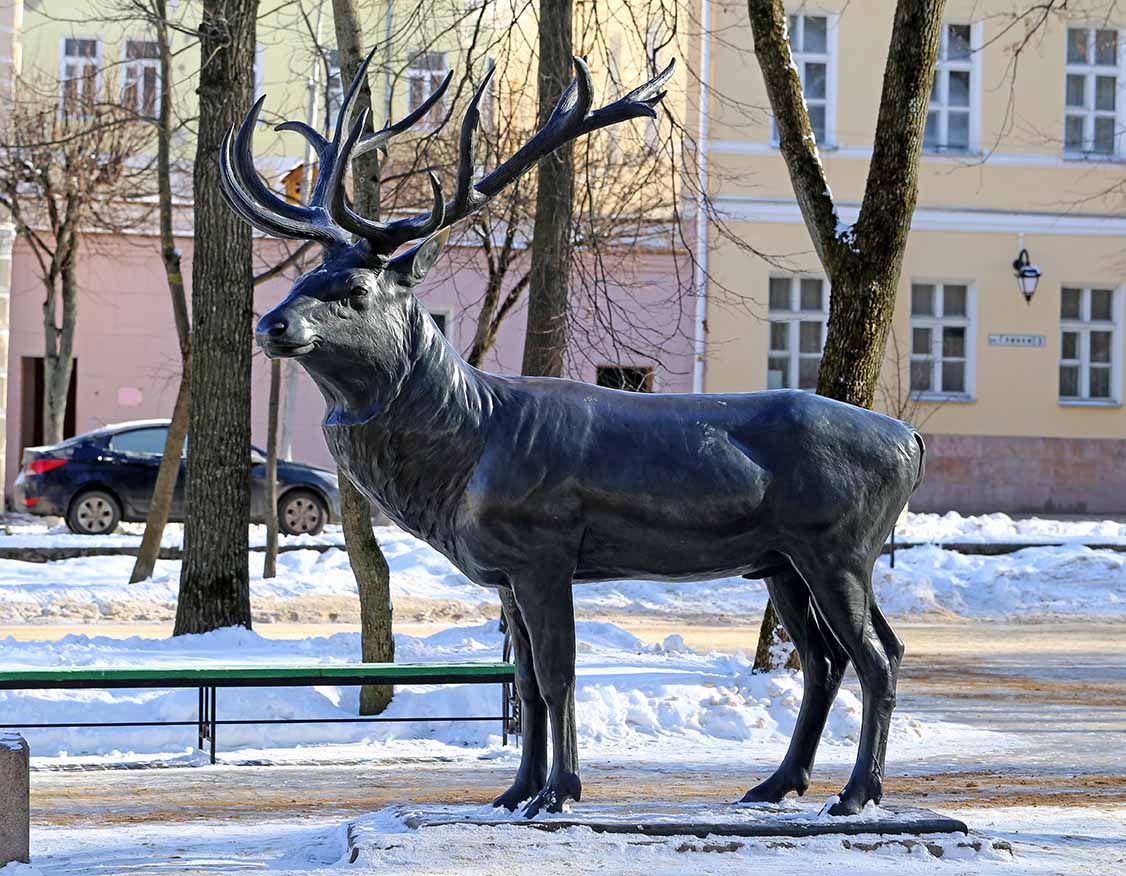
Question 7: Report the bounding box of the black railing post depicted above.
[209,687,217,765]
[197,686,206,751]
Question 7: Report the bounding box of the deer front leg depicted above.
[513,573,581,819]
[492,589,549,810]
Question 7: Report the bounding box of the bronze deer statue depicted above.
[220,50,925,819]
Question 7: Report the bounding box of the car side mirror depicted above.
[250,449,267,466]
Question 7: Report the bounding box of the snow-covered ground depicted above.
[4,509,1125,548]
[8,805,1124,875]
[0,511,1121,874]
[0,620,1003,765]
[1,518,1124,623]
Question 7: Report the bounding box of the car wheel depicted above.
[66,490,122,535]
[279,489,326,536]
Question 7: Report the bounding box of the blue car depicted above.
[13,419,341,536]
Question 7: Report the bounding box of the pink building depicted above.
[5,232,693,495]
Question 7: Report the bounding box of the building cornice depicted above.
[710,140,1126,170]
[715,196,1126,237]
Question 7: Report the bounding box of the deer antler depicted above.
[219,46,451,250]
[219,50,675,257]
[398,56,676,246]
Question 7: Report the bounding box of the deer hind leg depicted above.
[867,599,905,789]
[740,565,849,804]
[790,551,899,816]
[492,589,549,811]
[512,572,581,819]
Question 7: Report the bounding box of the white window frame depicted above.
[767,274,830,391]
[772,12,838,149]
[1063,25,1126,159]
[406,50,449,128]
[121,38,161,118]
[59,36,102,117]
[924,21,982,154]
[1059,284,1123,404]
[909,280,977,401]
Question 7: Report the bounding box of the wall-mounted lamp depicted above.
[1012,248,1041,305]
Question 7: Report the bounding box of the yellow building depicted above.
[699,1,1126,514]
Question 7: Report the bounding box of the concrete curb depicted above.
[0,732,29,866]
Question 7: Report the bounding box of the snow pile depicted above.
[898,510,1126,544]
[0,533,1123,622]
[0,621,983,763]
[875,545,1126,617]
[1,515,1123,623]
[5,509,1125,551]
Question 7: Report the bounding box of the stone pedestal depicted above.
[392,801,970,839]
[0,733,29,866]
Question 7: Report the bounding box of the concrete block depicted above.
[0,732,29,866]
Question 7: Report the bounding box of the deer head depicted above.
[220,48,673,415]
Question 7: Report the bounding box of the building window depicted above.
[429,311,447,335]
[597,366,653,392]
[925,23,977,153]
[910,282,973,397]
[406,51,448,126]
[1060,286,1118,401]
[775,14,832,146]
[1064,27,1123,157]
[61,38,100,116]
[122,39,159,118]
[767,276,828,390]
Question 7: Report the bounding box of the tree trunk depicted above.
[332,0,395,713]
[752,601,800,673]
[42,238,78,446]
[340,470,394,713]
[815,0,943,408]
[132,0,193,585]
[130,365,190,583]
[263,358,281,579]
[746,0,944,668]
[521,0,573,379]
[175,0,258,636]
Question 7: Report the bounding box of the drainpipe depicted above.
[692,0,712,394]
[282,0,325,461]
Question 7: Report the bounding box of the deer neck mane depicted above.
[315,294,491,547]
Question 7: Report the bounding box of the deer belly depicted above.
[573,507,774,583]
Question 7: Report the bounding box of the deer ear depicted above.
[388,228,450,287]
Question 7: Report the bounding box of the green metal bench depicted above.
[0,662,516,763]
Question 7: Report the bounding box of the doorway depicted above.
[20,356,78,452]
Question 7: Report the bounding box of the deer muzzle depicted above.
[256,307,318,358]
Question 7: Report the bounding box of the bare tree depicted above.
[263,358,281,578]
[0,79,152,445]
[126,0,194,583]
[331,0,396,716]
[746,0,945,670]
[175,0,259,635]
[521,0,575,379]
